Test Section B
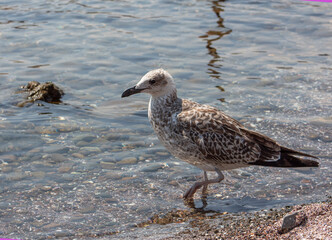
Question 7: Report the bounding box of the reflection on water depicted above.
[0,0,331,239]
[200,0,232,80]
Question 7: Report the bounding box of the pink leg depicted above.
[183,169,224,199]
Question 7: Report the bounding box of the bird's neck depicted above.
[150,88,178,107]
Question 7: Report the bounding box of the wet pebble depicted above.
[79,206,96,214]
[70,215,85,222]
[102,171,122,180]
[58,163,74,173]
[105,133,128,141]
[72,152,84,158]
[121,176,138,181]
[1,166,12,173]
[0,154,17,162]
[31,220,47,228]
[321,135,332,142]
[307,133,320,140]
[42,222,62,229]
[31,171,46,178]
[76,141,89,147]
[60,173,76,182]
[43,145,69,154]
[73,133,96,143]
[168,180,180,186]
[309,117,332,127]
[42,153,67,163]
[100,161,116,169]
[34,126,57,134]
[140,163,164,172]
[80,147,102,156]
[117,157,137,165]
[6,171,28,181]
[156,151,170,156]
[52,123,79,132]
[54,229,74,238]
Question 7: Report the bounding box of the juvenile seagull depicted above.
[121,69,319,199]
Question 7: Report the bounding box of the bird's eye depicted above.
[149,79,156,85]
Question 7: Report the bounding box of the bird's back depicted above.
[149,97,318,171]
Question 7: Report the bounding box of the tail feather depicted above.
[249,148,319,168]
[280,146,318,159]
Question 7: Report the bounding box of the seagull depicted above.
[121,69,319,199]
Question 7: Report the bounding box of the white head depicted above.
[121,69,176,98]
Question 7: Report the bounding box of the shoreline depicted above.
[159,198,331,239]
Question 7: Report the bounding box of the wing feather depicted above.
[177,100,270,165]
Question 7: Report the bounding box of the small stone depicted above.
[100,161,116,169]
[0,155,17,162]
[322,135,332,142]
[31,171,46,178]
[280,211,299,233]
[117,157,137,165]
[168,180,179,186]
[1,166,12,173]
[310,117,332,127]
[103,171,122,180]
[156,151,169,156]
[43,145,69,154]
[72,134,96,143]
[54,229,73,238]
[42,153,67,163]
[80,147,102,155]
[79,206,96,214]
[58,163,73,173]
[72,153,84,158]
[121,176,138,181]
[76,141,89,147]
[43,222,62,229]
[307,133,320,140]
[6,171,28,181]
[140,163,164,172]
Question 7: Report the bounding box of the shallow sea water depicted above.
[0,0,331,239]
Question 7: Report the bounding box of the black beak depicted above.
[121,86,143,98]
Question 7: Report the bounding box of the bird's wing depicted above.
[177,100,281,165]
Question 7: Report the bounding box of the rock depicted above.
[23,81,64,102]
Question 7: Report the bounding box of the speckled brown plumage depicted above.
[122,69,319,199]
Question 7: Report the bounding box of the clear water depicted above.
[0,0,331,239]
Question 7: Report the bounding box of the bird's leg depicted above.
[202,171,208,195]
[183,169,224,199]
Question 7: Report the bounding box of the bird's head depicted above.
[121,69,175,98]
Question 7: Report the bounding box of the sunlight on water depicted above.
[0,0,331,239]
